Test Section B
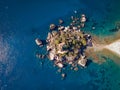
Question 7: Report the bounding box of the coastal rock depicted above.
[52,31,57,36]
[73,26,77,30]
[74,10,77,14]
[35,38,43,46]
[47,33,51,40]
[58,26,65,30]
[50,24,56,30]
[78,59,87,67]
[56,62,64,68]
[61,73,66,78]
[49,53,54,60]
[80,14,86,23]
[48,48,56,60]
[74,67,78,71]
[47,45,51,51]
[36,54,45,59]
[57,69,62,73]
[81,23,85,28]
[78,56,87,67]
[77,25,81,29]
[71,16,74,20]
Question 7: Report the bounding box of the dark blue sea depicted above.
[0,0,120,90]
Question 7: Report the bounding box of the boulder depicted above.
[71,16,74,20]
[59,19,64,24]
[74,67,78,71]
[35,38,43,46]
[80,14,86,23]
[56,62,64,68]
[49,52,55,60]
[61,73,66,78]
[58,26,65,30]
[50,24,56,30]
[78,58,87,67]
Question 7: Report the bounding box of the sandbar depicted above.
[105,39,120,57]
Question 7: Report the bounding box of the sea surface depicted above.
[0,0,120,90]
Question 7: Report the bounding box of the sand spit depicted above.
[105,39,120,57]
[90,38,120,58]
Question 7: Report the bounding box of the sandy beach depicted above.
[105,39,120,57]
[86,38,120,64]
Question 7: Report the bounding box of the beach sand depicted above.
[86,36,120,64]
[91,30,120,57]
[105,39,120,57]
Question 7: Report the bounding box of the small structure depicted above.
[81,23,85,28]
[35,38,43,46]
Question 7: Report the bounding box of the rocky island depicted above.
[35,13,120,78]
[46,14,93,69]
[47,24,91,68]
[35,14,93,70]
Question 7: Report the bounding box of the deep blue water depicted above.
[0,0,120,90]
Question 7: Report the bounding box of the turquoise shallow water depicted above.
[0,0,120,90]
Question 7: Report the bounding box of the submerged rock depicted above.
[59,19,64,24]
[57,69,62,73]
[74,67,78,71]
[81,23,85,28]
[36,54,45,59]
[71,16,74,20]
[56,62,64,68]
[58,26,65,30]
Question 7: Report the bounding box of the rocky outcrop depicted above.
[78,55,87,67]
[35,38,43,46]
[50,24,56,30]
[80,14,86,23]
